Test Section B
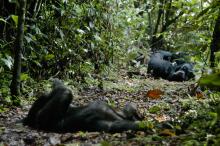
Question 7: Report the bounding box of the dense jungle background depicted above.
[1,0,220,145]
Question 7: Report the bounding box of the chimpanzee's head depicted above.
[179,63,195,80]
[168,70,186,81]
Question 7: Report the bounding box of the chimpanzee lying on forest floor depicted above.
[23,79,146,133]
[148,50,194,81]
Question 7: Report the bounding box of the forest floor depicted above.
[0,69,219,146]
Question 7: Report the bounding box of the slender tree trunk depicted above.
[210,9,220,67]
[10,0,26,99]
[150,0,183,51]
[151,0,165,50]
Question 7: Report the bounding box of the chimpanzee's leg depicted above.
[61,102,144,132]
[109,120,142,132]
[93,120,142,132]
[23,93,51,127]
[86,101,125,121]
[78,120,141,132]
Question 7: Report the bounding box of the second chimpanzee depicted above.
[23,79,145,133]
[147,53,175,79]
[147,50,182,80]
[147,50,194,81]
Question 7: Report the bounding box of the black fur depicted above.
[24,79,144,133]
[148,51,194,81]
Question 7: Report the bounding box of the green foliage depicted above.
[1,54,13,70]
[0,18,7,23]
[20,0,151,80]
[21,1,115,80]
[180,97,199,110]
[148,102,171,114]
[2,0,218,84]
[11,15,18,28]
[0,40,13,105]
[138,121,154,130]
[1,0,219,82]
[101,141,112,146]
[182,140,200,146]
[149,105,161,114]
[8,0,16,3]
[199,72,220,90]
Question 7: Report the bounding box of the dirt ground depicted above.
[0,73,204,146]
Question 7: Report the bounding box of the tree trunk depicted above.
[150,0,183,51]
[151,0,164,50]
[10,0,26,100]
[210,9,220,67]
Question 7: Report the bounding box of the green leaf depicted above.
[0,18,7,23]
[149,105,161,114]
[9,0,17,3]
[11,15,18,27]
[199,72,220,90]
[44,54,55,60]
[101,141,112,146]
[1,55,13,69]
[24,36,33,43]
[77,29,85,34]
[20,73,29,81]
[138,121,154,129]
[55,26,64,40]
[209,112,218,127]
[33,60,42,67]
[94,34,102,41]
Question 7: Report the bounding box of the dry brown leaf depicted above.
[155,114,170,122]
[146,89,164,99]
[196,92,204,99]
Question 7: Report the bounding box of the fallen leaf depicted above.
[155,114,170,122]
[196,92,204,99]
[159,129,176,137]
[146,89,164,99]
